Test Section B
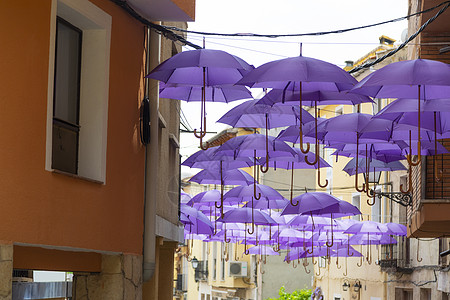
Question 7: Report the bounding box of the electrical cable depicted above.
[160,1,450,39]
[349,1,450,73]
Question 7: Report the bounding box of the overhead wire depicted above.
[160,1,450,39]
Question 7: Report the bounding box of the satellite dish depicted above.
[401,28,408,43]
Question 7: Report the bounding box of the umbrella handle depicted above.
[303,263,311,274]
[304,110,319,165]
[199,138,210,150]
[326,216,334,247]
[343,256,348,276]
[260,115,270,173]
[400,163,413,194]
[289,163,299,206]
[355,137,366,192]
[406,130,421,166]
[417,239,423,262]
[433,112,443,182]
[317,164,329,188]
[315,265,321,276]
[366,188,376,206]
[347,235,354,257]
[357,255,363,267]
[336,256,341,269]
[253,151,261,200]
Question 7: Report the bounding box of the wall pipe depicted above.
[143,26,161,282]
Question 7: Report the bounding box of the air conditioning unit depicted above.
[228,261,247,277]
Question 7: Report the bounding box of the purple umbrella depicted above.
[146,48,254,149]
[281,192,340,215]
[159,82,253,102]
[351,59,450,165]
[256,89,373,106]
[215,133,297,199]
[217,100,314,173]
[247,245,280,256]
[258,147,331,204]
[343,158,406,176]
[220,207,277,234]
[374,98,450,181]
[236,55,358,155]
[189,169,254,186]
[187,190,221,207]
[181,191,192,204]
[385,223,407,236]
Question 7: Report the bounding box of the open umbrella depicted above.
[146,48,254,149]
[236,55,358,156]
[350,59,450,165]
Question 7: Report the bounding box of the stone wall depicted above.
[73,254,142,300]
[0,243,12,300]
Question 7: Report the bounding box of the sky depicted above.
[179,0,409,177]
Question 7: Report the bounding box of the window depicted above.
[220,243,225,281]
[212,242,217,280]
[46,0,111,182]
[52,17,82,174]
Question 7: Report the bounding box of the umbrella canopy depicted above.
[350,59,450,99]
[215,133,298,159]
[257,89,373,106]
[281,192,341,215]
[189,169,255,186]
[220,207,277,225]
[224,183,286,202]
[146,48,254,86]
[344,221,389,235]
[217,99,314,129]
[247,245,280,256]
[343,157,407,176]
[236,56,357,90]
[159,82,253,102]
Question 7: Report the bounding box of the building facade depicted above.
[0,0,194,299]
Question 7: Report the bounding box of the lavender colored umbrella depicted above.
[182,146,256,169]
[385,223,407,236]
[343,158,406,176]
[236,55,358,157]
[247,245,280,256]
[217,99,314,129]
[146,48,254,149]
[181,191,192,204]
[215,133,297,200]
[187,190,221,207]
[243,198,289,210]
[189,169,254,186]
[220,207,277,235]
[159,82,253,102]
[276,119,327,144]
[217,101,313,174]
[281,192,341,215]
[256,89,373,106]
[350,59,450,166]
[332,245,363,257]
[344,221,388,235]
[224,183,285,202]
[348,234,398,245]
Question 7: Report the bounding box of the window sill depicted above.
[52,169,104,185]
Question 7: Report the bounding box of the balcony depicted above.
[408,140,450,238]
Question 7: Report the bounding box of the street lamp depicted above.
[363,170,412,207]
[191,257,199,270]
[342,280,349,291]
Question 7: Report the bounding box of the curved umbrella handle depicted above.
[355,138,366,192]
[315,265,321,276]
[290,162,299,206]
[406,130,421,167]
[357,255,363,267]
[303,263,311,274]
[306,234,314,254]
[305,107,319,165]
[260,115,270,173]
[199,139,210,150]
[347,235,354,257]
[417,239,423,262]
[326,215,334,247]
[336,256,341,269]
[253,150,261,200]
[408,86,423,166]
[317,162,329,188]
[343,256,348,276]
[400,163,413,194]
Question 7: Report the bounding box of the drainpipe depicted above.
[143,26,161,282]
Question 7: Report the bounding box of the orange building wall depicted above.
[0,0,146,255]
